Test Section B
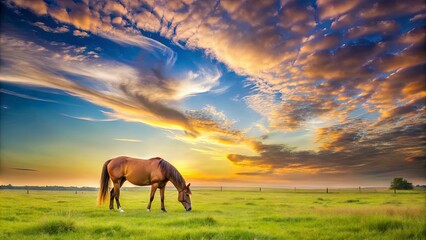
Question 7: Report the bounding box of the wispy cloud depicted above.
[0,35,222,137]
[61,113,118,122]
[0,89,58,103]
[114,138,142,143]
[236,170,272,176]
[11,168,37,172]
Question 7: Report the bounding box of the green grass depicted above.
[0,189,424,239]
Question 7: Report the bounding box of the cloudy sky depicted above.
[0,0,425,187]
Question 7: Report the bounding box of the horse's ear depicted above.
[187,183,192,194]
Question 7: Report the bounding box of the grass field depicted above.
[0,189,424,239]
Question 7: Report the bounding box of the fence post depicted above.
[259,187,262,192]
[294,187,296,192]
[220,186,222,191]
[27,189,29,194]
[326,187,328,193]
[359,186,361,192]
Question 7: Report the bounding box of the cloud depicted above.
[8,0,424,134]
[132,10,161,32]
[0,35,200,135]
[73,30,89,37]
[32,22,69,33]
[236,170,273,176]
[114,138,142,143]
[12,168,37,171]
[183,105,243,145]
[102,1,126,15]
[317,0,362,20]
[0,33,230,141]
[228,117,425,180]
[359,0,425,20]
[0,89,58,103]
[346,21,399,39]
[111,16,123,26]
[3,0,425,183]
[8,0,176,66]
[122,65,222,103]
[61,113,118,122]
[48,6,69,22]
[410,13,426,22]
[11,0,47,15]
[94,0,424,135]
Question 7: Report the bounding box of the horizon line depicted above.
[0,184,402,190]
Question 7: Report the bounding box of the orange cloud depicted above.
[12,0,47,15]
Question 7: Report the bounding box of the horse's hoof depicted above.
[118,208,125,213]
[147,209,151,212]
[162,209,167,213]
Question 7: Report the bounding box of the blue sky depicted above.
[0,0,425,187]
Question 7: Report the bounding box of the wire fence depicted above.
[2,185,422,194]
[187,186,391,193]
[120,185,393,193]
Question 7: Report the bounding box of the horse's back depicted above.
[108,156,164,186]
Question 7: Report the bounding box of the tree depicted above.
[390,178,413,193]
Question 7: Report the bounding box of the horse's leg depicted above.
[160,187,167,212]
[146,183,158,212]
[109,188,115,210]
[113,180,124,212]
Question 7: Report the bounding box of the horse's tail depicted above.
[97,159,112,206]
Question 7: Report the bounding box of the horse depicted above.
[97,156,192,212]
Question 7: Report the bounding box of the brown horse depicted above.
[97,156,192,212]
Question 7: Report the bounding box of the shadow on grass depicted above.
[262,216,315,223]
[214,230,277,240]
[383,200,402,205]
[167,217,217,227]
[91,225,134,238]
[0,216,19,221]
[170,229,277,240]
[367,219,404,233]
[25,219,76,235]
[344,199,360,203]
[92,225,122,235]
[232,197,245,200]
[253,197,265,200]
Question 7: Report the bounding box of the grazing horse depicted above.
[97,156,192,212]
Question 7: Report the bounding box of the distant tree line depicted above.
[0,184,151,191]
[0,184,97,191]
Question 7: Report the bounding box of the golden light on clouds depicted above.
[0,0,425,187]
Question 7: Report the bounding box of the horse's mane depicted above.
[157,158,185,188]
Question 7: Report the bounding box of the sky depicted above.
[0,0,425,188]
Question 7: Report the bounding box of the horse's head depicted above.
[178,183,192,211]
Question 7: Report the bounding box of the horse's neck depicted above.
[169,176,185,192]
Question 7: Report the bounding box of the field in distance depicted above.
[0,189,424,239]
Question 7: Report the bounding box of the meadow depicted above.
[0,188,424,239]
